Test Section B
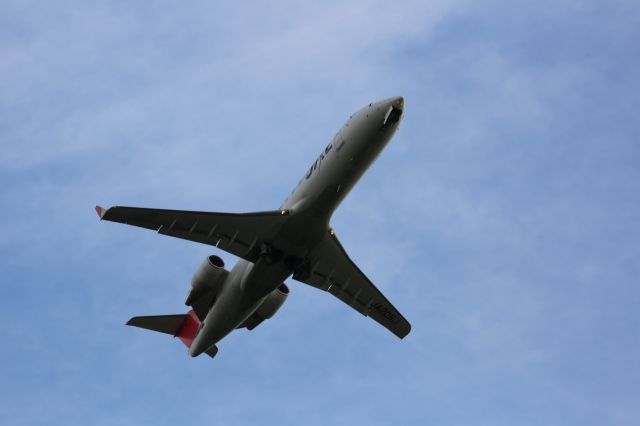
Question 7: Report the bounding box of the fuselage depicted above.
[189,96,404,356]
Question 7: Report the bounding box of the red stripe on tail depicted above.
[175,310,200,348]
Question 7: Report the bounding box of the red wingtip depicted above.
[95,205,106,219]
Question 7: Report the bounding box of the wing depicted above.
[292,230,411,339]
[96,205,288,262]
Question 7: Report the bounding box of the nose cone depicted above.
[391,96,404,109]
[378,96,403,109]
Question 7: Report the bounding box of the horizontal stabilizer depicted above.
[126,310,201,349]
[126,314,187,335]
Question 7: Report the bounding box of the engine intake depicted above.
[256,283,289,319]
[241,283,289,330]
[185,255,228,306]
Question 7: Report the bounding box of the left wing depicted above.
[292,230,411,339]
[96,205,288,263]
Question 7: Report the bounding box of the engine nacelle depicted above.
[185,255,228,306]
[256,283,289,319]
[241,283,289,330]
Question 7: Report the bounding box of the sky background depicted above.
[1,1,639,425]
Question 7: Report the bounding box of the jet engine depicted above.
[185,255,228,306]
[241,283,289,330]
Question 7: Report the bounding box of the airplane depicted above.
[96,96,410,358]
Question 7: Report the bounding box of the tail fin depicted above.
[126,310,218,358]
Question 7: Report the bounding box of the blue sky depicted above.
[1,1,639,424]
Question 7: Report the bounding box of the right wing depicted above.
[292,230,411,339]
[96,205,288,263]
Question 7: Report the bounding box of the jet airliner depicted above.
[96,96,410,358]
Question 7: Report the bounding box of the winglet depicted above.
[95,205,107,219]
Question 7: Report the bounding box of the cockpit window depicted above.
[383,106,403,126]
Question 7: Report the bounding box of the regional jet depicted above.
[96,96,410,358]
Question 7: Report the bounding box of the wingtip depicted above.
[393,322,412,340]
[400,323,412,339]
[95,205,106,219]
